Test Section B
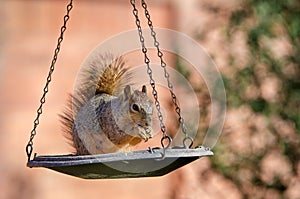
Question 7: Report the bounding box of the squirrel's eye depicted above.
[132,104,140,112]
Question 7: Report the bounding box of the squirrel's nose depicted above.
[145,119,152,126]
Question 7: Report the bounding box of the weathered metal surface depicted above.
[27,147,213,179]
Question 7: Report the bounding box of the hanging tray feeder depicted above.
[25,0,214,179]
[27,147,213,179]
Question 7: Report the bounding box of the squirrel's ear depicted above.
[142,85,147,93]
[124,85,133,100]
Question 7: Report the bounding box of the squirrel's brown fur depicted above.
[60,55,153,155]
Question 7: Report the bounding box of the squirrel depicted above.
[60,54,154,155]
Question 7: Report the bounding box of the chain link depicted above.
[130,0,168,141]
[26,0,73,162]
[131,0,194,148]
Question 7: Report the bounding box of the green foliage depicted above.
[227,0,300,118]
[213,0,300,198]
[248,98,267,113]
[175,57,191,80]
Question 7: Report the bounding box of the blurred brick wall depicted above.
[0,1,242,199]
[0,1,176,199]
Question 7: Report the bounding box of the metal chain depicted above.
[130,0,172,151]
[135,0,194,148]
[26,0,73,162]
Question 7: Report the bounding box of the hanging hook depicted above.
[159,135,172,160]
[26,143,33,162]
[161,135,172,149]
[183,136,194,148]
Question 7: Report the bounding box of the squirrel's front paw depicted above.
[137,125,153,142]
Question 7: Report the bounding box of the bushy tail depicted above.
[85,55,128,95]
[60,55,129,155]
